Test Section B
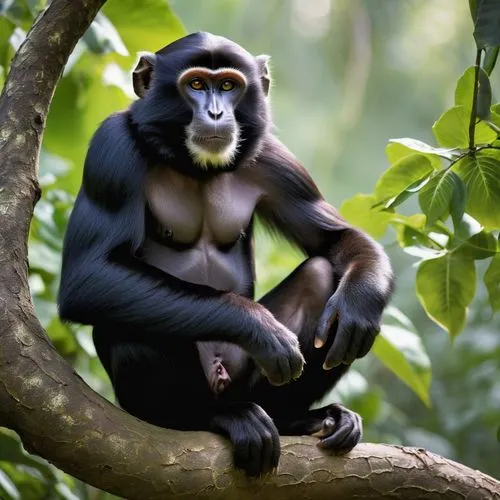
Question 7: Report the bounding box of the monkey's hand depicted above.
[247,315,305,386]
[314,283,382,368]
[242,307,305,385]
[211,402,281,477]
[311,404,362,452]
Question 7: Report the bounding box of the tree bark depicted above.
[0,0,499,499]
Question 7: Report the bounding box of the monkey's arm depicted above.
[255,135,394,367]
[58,113,303,385]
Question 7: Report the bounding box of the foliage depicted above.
[341,0,500,340]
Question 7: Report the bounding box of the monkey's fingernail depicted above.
[314,337,324,348]
[324,417,335,428]
[323,361,340,370]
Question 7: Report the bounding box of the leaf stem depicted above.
[468,49,482,150]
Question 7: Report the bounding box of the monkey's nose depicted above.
[208,109,223,120]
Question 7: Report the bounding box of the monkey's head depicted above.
[130,32,271,172]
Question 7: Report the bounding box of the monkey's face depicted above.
[177,67,247,169]
[131,32,271,172]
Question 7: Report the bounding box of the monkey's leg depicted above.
[93,326,214,430]
[253,257,362,452]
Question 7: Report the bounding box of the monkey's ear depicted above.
[133,52,156,98]
[256,54,271,96]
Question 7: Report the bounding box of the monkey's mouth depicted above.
[192,134,233,153]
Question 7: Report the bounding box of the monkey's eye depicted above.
[189,78,205,91]
[220,80,235,91]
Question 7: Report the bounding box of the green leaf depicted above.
[483,46,499,75]
[44,55,130,194]
[391,214,434,249]
[477,67,492,120]
[374,154,433,203]
[432,105,497,148]
[416,254,476,338]
[373,325,431,406]
[84,13,128,56]
[0,429,55,475]
[452,152,500,228]
[472,0,500,49]
[28,242,61,275]
[418,170,464,226]
[455,67,475,109]
[384,175,431,209]
[449,172,467,230]
[469,0,477,20]
[388,138,455,162]
[0,16,15,71]
[102,0,185,66]
[339,194,393,239]
[455,213,483,241]
[455,66,492,120]
[484,254,500,311]
[455,230,498,260]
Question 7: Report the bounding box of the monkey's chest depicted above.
[145,168,262,246]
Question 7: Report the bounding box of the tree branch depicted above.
[0,1,499,498]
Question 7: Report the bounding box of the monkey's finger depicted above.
[248,405,280,475]
[357,328,377,359]
[323,321,352,370]
[253,415,279,475]
[343,328,366,365]
[265,352,291,386]
[289,346,305,380]
[257,406,281,471]
[311,417,335,438]
[315,298,339,348]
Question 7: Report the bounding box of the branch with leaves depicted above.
[340,0,500,343]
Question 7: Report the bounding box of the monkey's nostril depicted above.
[208,110,223,120]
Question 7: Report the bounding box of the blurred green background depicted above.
[0,1,499,498]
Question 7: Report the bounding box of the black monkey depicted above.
[59,32,394,477]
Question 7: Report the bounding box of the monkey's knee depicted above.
[300,257,334,305]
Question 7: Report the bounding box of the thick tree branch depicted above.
[0,0,499,498]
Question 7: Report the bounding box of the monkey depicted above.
[58,32,394,477]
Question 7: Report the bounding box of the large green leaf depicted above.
[339,194,393,239]
[102,0,185,65]
[372,325,431,406]
[432,105,497,148]
[418,170,464,226]
[472,0,500,49]
[484,254,500,311]
[416,254,476,338]
[452,152,500,228]
[374,154,433,203]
